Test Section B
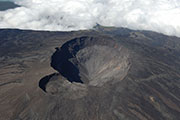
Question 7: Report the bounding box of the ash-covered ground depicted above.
[0,26,180,120]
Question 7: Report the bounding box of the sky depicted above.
[0,0,180,37]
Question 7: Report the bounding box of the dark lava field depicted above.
[0,26,180,120]
[0,1,20,11]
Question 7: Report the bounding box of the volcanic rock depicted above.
[0,27,180,120]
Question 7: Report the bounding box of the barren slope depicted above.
[0,27,180,120]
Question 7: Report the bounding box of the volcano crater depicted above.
[50,36,130,87]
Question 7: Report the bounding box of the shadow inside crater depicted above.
[39,38,87,92]
[50,38,87,84]
[39,73,57,92]
[51,48,83,83]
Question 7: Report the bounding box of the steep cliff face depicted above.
[0,28,180,120]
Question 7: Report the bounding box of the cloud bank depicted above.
[0,0,180,37]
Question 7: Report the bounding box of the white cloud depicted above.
[0,0,180,37]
